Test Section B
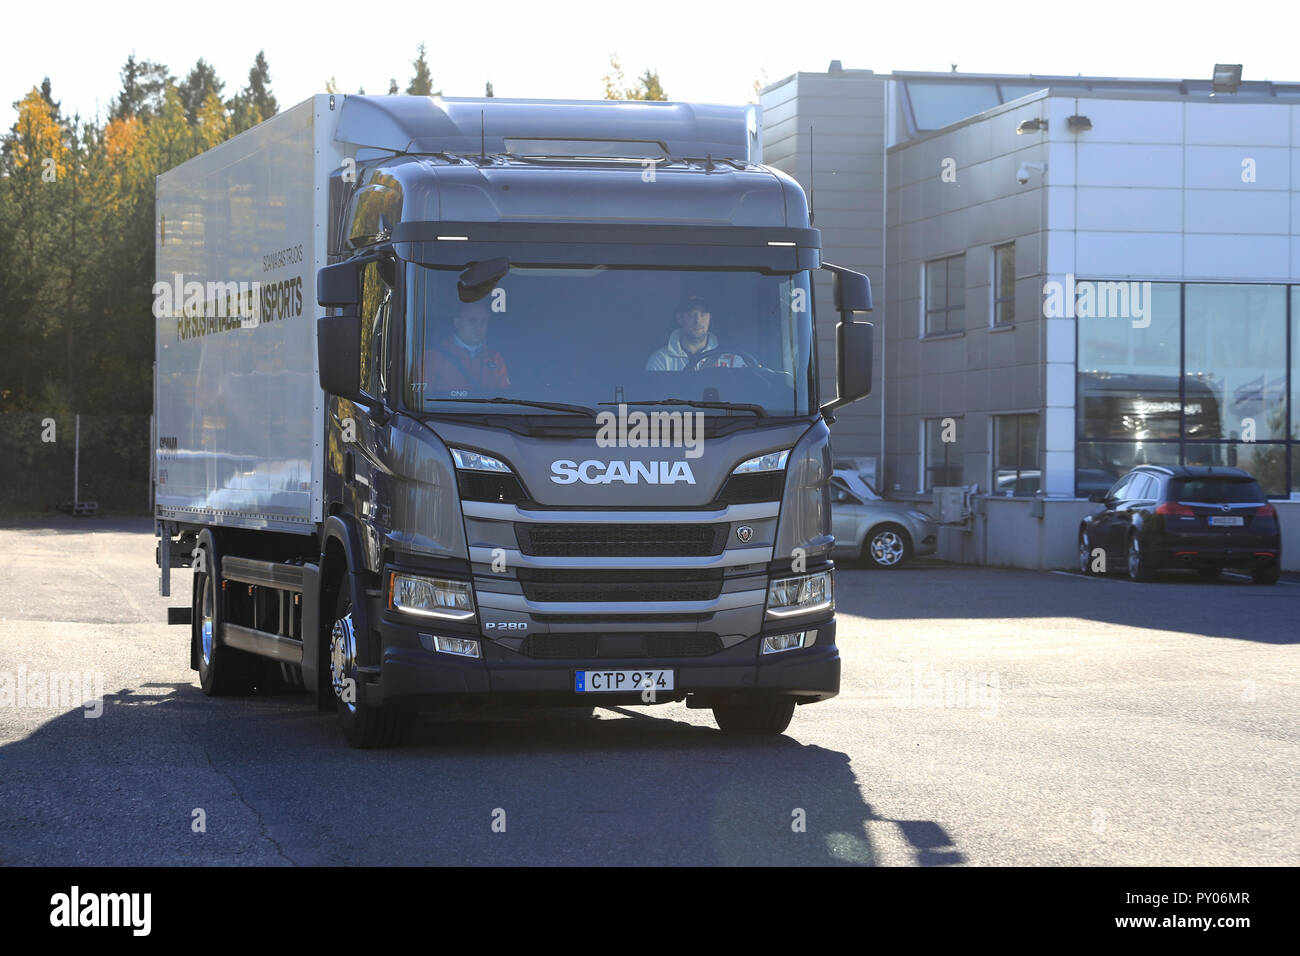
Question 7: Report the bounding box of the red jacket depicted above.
[422,338,511,397]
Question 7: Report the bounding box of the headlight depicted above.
[451,448,512,473]
[732,449,791,474]
[389,572,476,620]
[766,570,833,618]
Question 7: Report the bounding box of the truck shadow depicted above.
[0,684,963,867]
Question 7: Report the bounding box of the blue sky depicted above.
[6,0,1297,128]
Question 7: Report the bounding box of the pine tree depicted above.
[179,59,225,126]
[406,44,440,96]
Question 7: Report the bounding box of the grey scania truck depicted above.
[154,94,873,747]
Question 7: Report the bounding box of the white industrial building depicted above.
[762,65,1300,568]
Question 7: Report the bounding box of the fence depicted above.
[0,413,151,514]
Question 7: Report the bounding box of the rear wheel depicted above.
[713,697,796,735]
[1252,563,1280,585]
[329,584,403,748]
[863,525,909,570]
[1126,532,1155,582]
[193,538,255,696]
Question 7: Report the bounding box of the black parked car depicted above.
[1078,465,1282,584]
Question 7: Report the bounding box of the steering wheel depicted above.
[684,348,763,371]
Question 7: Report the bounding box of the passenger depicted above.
[423,297,511,395]
[646,295,719,371]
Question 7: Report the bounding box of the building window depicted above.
[1075,281,1295,498]
[924,254,965,336]
[992,243,1015,326]
[923,417,963,490]
[993,413,1040,495]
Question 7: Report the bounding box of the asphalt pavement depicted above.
[0,517,1295,865]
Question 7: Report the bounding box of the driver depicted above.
[645,295,718,371]
[423,297,511,395]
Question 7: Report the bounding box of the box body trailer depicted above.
[155,94,874,746]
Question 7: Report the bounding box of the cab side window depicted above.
[358,260,393,400]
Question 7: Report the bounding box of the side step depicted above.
[222,557,306,592]
[222,623,304,664]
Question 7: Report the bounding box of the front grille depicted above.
[717,471,784,504]
[519,633,723,660]
[515,568,724,603]
[515,522,727,557]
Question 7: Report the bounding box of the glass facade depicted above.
[1076,282,1297,498]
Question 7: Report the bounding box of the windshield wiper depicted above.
[424,397,596,417]
[599,398,766,417]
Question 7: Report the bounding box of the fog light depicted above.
[762,630,814,654]
[433,635,481,658]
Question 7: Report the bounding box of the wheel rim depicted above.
[1128,537,1141,577]
[871,531,904,566]
[200,575,215,667]
[1078,532,1090,572]
[330,609,358,716]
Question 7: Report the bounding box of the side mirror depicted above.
[318,314,363,402]
[832,268,873,313]
[1087,492,1109,504]
[821,320,873,416]
[318,259,364,308]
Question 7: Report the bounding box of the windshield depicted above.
[404,265,814,416]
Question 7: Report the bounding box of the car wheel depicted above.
[1251,563,1280,585]
[863,524,909,570]
[1078,528,1100,575]
[330,584,404,748]
[1126,531,1155,582]
[1196,566,1222,579]
[713,697,796,735]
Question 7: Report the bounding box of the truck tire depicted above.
[329,585,403,748]
[712,697,796,735]
[193,535,255,696]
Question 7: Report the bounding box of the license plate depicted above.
[1208,516,1244,527]
[575,669,674,693]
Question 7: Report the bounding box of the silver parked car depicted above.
[830,469,938,569]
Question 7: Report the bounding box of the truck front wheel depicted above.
[712,697,796,735]
[329,586,403,748]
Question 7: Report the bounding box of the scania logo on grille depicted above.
[736,525,753,544]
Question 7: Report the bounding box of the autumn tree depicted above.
[601,54,668,100]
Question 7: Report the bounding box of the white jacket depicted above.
[645,329,719,371]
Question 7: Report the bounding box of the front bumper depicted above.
[364,615,840,709]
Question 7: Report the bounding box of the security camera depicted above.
[1016,161,1046,185]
